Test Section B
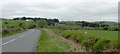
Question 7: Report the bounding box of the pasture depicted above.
[64,30,118,41]
[2,20,26,28]
[52,29,119,52]
[1,20,36,37]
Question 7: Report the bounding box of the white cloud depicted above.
[1,0,119,22]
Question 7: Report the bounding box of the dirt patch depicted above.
[58,37,90,52]
[102,47,120,52]
[43,28,56,36]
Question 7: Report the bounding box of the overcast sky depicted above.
[0,0,119,22]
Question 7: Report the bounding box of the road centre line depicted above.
[3,30,35,45]
[2,39,16,45]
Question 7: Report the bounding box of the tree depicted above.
[81,21,89,27]
[37,20,48,28]
[13,18,19,20]
[89,23,99,27]
[53,19,59,23]
[103,26,109,30]
[47,20,54,26]
[21,17,26,20]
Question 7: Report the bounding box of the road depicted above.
[2,29,41,52]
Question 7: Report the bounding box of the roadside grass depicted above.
[36,28,70,52]
[0,30,27,38]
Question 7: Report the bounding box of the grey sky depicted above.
[1,0,119,22]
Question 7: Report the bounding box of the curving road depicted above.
[2,29,41,52]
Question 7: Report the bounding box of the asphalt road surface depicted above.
[2,29,41,52]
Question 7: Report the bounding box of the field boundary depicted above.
[51,29,119,52]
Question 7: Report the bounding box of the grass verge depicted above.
[36,28,70,52]
[1,30,27,38]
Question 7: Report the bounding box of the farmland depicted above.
[2,20,26,28]
[1,18,119,52]
[1,17,59,37]
[1,20,36,37]
[51,29,119,52]
[63,30,118,41]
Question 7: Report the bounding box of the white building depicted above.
[26,19,33,21]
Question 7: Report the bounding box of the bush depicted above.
[23,21,36,29]
[4,22,8,24]
[103,26,109,30]
[92,39,111,52]
[113,41,120,49]
[70,33,78,39]
[61,32,73,38]
[78,36,86,43]
[81,37,100,48]
[37,20,48,28]
[2,27,22,35]
[71,33,83,40]
[113,27,119,31]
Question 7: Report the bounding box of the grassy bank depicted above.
[36,28,70,52]
[1,30,27,38]
[51,29,119,52]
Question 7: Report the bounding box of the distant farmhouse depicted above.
[26,19,33,21]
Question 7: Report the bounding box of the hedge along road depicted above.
[2,29,41,52]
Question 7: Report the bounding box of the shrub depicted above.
[82,40,92,47]
[74,48,76,52]
[4,22,8,24]
[70,33,79,39]
[2,29,10,34]
[113,41,120,49]
[61,32,73,38]
[103,26,109,30]
[92,39,111,52]
[37,20,48,28]
[113,27,119,31]
[78,36,86,43]
[81,37,100,48]
[23,21,36,29]
[2,27,22,35]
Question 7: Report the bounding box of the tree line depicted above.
[12,17,119,31]
[13,17,59,26]
[58,21,119,31]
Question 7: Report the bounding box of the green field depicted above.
[2,20,26,28]
[52,29,119,52]
[62,30,118,47]
[64,30,118,41]
[1,19,119,52]
[1,20,36,37]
